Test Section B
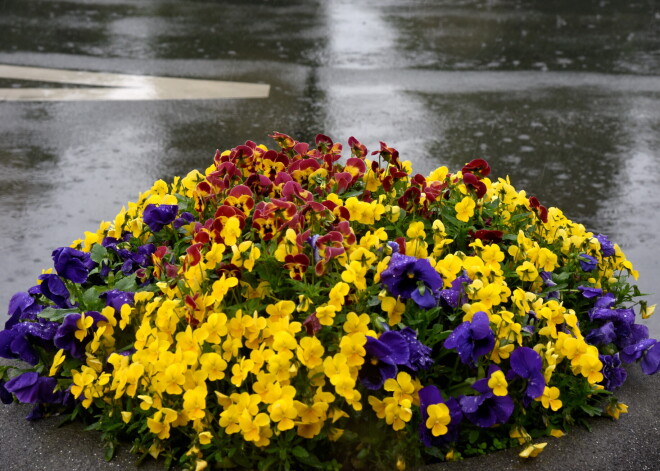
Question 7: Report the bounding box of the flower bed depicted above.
[0,134,657,470]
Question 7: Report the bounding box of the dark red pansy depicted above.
[470,229,504,244]
[462,172,487,199]
[303,313,322,336]
[462,159,491,178]
[348,136,368,158]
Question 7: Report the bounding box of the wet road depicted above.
[1,0,658,338]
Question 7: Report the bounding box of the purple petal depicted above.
[379,331,410,365]
[509,347,543,379]
[578,286,603,299]
[641,341,660,375]
[411,287,437,309]
[620,338,656,363]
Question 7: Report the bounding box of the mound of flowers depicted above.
[0,133,658,470]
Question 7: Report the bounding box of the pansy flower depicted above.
[359,331,410,390]
[5,292,43,329]
[444,311,495,367]
[399,327,433,371]
[578,254,598,272]
[418,385,462,447]
[620,339,660,375]
[438,273,471,309]
[3,372,62,404]
[143,204,179,232]
[459,367,514,428]
[508,347,545,401]
[0,320,59,365]
[100,289,135,312]
[54,311,106,359]
[380,252,443,309]
[51,247,96,284]
[585,321,617,346]
[599,354,627,390]
[37,274,73,309]
[578,285,603,299]
[595,234,615,257]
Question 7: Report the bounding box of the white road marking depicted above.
[0,64,270,101]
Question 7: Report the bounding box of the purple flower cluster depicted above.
[580,286,660,377]
[102,237,156,276]
[0,320,58,365]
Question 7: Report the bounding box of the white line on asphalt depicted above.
[0,64,270,101]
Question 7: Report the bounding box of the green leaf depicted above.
[114,274,138,292]
[292,446,309,458]
[38,307,79,322]
[366,296,381,307]
[579,404,603,417]
[103,443,117,461]
[82,287,103,310]
[90,244,108,264]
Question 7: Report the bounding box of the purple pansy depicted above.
[508,347,545,400]
[359,331,410,390]
[599,354,628,390]
[589,306,646,349]
[0,320,59,365]
[53,311,106,359]
[143,204,179,232]
[579,254,598,272]
[578,286,603,299]
[173,211,195,229]
[459,367,514,428]
[36,274,73,309]
[594,293,616,309]
[439,273,471,309]
[116,243,156,276]
[540,271,559,299]
[100,289,135,312]
[620,339,660,375]
[585,321,617,346]
[443,311,495,367]
[6,292,43,329]
[51,247,96,284]
[399,327,433,371]
[380,252,443,309]
[595,234,615,257]
[3,372,63,404]
[418,385,462,447]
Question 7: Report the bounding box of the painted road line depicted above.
[0,64,270,101]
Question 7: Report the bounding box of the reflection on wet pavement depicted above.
[0,0,658,337]
[0,64,270,101]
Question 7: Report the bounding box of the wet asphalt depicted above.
[0,1,658,469]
